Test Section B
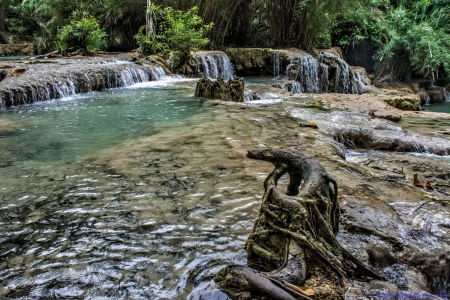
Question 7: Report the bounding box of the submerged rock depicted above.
[195,77,244,102]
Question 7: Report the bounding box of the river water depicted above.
[1,78,254,299]
[1,76,450,299]
[425,101,450,114]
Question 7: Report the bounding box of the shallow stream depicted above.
[1,76,450,299]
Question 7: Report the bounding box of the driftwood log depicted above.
[214,149,385,300]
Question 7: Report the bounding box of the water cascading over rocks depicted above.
[284,52,356,94]
[0,60,166,109]
[317,52,356,94]
[273,51,281,79]
[189,51,235,81]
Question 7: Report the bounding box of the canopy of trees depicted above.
[1,0,449,83]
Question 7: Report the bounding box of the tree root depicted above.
[215,148,385,299]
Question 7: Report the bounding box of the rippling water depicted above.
[0,78,268,299]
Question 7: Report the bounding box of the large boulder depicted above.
[195,77,244,102]
[383,95,422,111]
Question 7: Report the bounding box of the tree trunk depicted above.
[214,149,385,300]
[146,0,155,39]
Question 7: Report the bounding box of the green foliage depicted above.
[135,5,213,55]
[55,11,108,55]
[331,2,382,48]
[161,6,213,52]
[374,1,450,82]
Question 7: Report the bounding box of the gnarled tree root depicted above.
[214,149,386,300]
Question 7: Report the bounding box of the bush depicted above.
[135,5,213,56]
[55,11,107,55]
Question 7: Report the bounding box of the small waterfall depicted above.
[353,72,365,94]
[282,82,302,94]
[319,63,329,93]
[296,55,320,93]
[286,60,298,80]
[443,88,450,102]
[273,51,281,79]
[244,89,262,102]
[150,66,166,81]
[1,62,164,109]
[334,57,352,94]
[194,51,235,81]
[425,94,431,105]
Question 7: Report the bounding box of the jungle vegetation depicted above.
[0,0,449,83]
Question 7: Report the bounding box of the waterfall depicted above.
[296,55,320,93]
[282,82,302,94]
[273,51,281,79]
[334,57,352,94]
[149,65,166,81]
[244,89,262,102]
[353,71,365,94]
[1,62,165,109]
[318,52,356,94]
[425,94,431,105]
[194,51,235,81]
[319,63,329,93]
[444,88,450,102]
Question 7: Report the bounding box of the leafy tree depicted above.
[160,6,213,53]
[55,11,108,55]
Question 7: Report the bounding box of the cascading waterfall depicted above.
[353,71,365,94]
[296,55,320,93]
[425,94,431,105]
[282,82,302,94]
[334,57,352,94]
[195,52,235,81]
[273,51,281,79]
[150,66,166,81]
[443,88,450,102]
[318,52,356,94]
[319,63,329,93]
[286,60,297,81]
[0,62,165,109]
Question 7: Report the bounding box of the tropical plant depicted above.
[135,5,212,56]
[55,11,108,55]
[374,0,450,82]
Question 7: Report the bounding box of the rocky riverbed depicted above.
[0,57,449,299]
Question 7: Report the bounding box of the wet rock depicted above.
[7,256,24,268]
[369,111,402,122]
[244,89,261,101]
[0,70,6,82]
[224,48,273,76]
[144,55,172,75]
[428,87,445,104]
[383,95,422,111]
[195,77,244,102]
